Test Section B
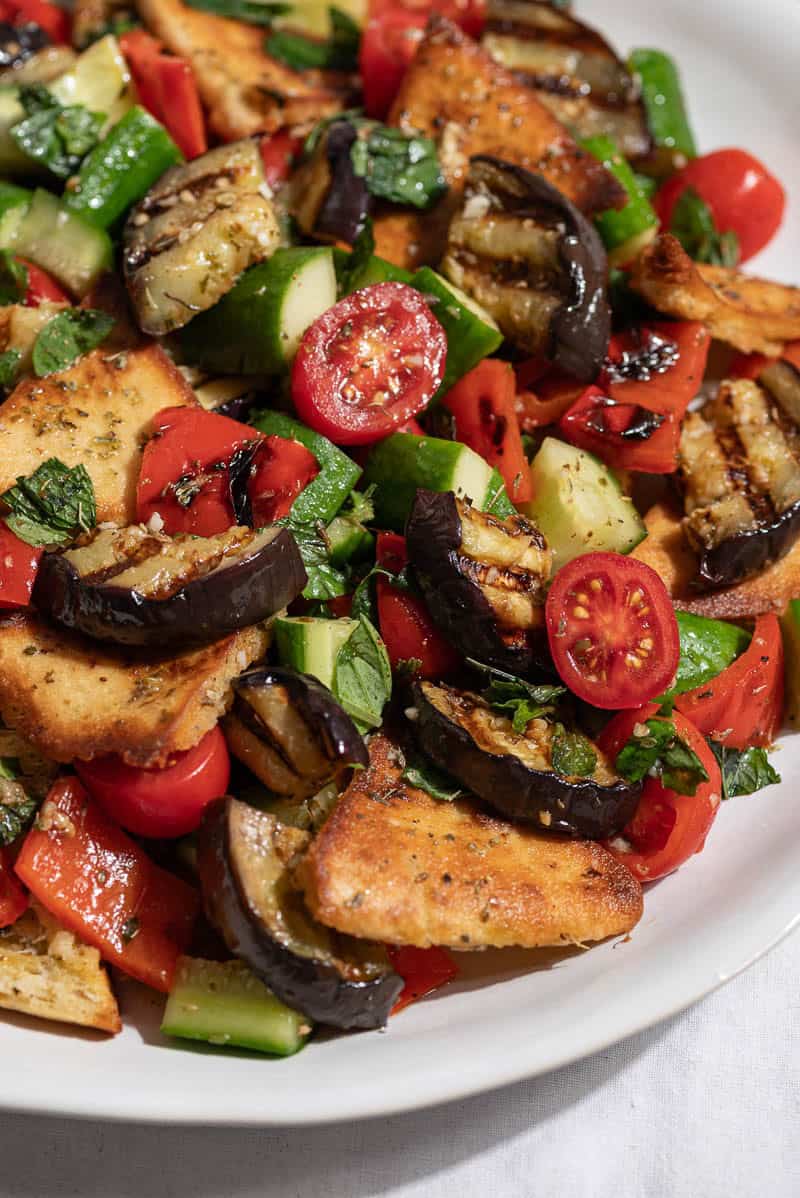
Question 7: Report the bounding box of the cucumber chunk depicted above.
[274,615,357,689]
[411,266,502,393]
[0,181,31,245]
[334,246,413,294]
[326,513,374,566]
[0,88,30,175]
[363,432,511,530]
[10,189,112,297]
[180,247,337,376]
[250,410,361,526]
[50,35,132,125]
[161,957,311,1056]
[524,437,646,570]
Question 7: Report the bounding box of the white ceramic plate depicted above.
[2,0,800,1127]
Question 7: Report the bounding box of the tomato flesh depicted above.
[17,258,70,307]
[15,778,199,991]
[0,523,42,609]
[599,706,722,882]
[442,359,532,503]
[545,553,680,709]
[260,130,304,189]
[655,148,785,263]
[674,614,783,749]
[0,846,27,929]
[291,283,447,446]
[376,532,460,678]
[76,726,231,840]
[387,945,459,1014]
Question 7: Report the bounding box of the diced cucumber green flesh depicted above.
[161,957,311,1056]
[6,190,112,297]
[780,600,800,727]
[326,514,374,566]
[274,616,357,690]
[180,247,337,376]
[411,266,502,394]
[250,409,361,526]
[524,437,646,570]
[363,433,511,530]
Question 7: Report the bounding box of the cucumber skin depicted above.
[274,615,356,689]
[581,135,658,257]
[64,107,182,231]
[334,247,413,294]
[161,957,310,1057]
[411,267,503,395]
[11,190,112,297]
[327,515,374,566]
[250,410,361,526]
[180,248,335,375]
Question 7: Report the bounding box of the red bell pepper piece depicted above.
[375,531,460,678]
[599,322,711,418]
[674,614,784,749]
[2,0,70,43]
[387,945,459,1014]
[442,359,532,503]
[0,523,43,610]
[0,846,28,929]
[16,258,70,307]
[15,777,199,992]
[120,31,207,160]
[260,130,304,189]
[154,55,207,160]
[730,340,800,382]
[558,384,681,474]
[514,363,584,430]
[248,435,320,525]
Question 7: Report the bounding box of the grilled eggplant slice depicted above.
[33,523,307,649]
[482,0,650,160]
[406,488,551,675]
[291,119,371,246]
[198,797,403,1030]
[679,378,800,589]
[412,680,640,838]
[442,155,610,380]
[225,667,368,800]
[123,139,281,336]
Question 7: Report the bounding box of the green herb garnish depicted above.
[402,750,464,802]
[550,725,598,777]
[710,743,781,800]
[333,615,392,730]
[670,187,740,267]
[12,84,105,179]
[266,7,359,71]
[0,251,28,306]
[616,717,709,796]
[32,309,115,377]
[2,458,96,548]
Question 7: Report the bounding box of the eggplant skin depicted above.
[695,502,800,590]
[33,525,307,650]
[198,798,403,1031]
[412,681,642,840]
[228,667,368,797]
[406,488,545,676]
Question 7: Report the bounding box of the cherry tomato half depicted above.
[375,532,460,678]
[0,523,42,609]
[674,614,784,749]
[76,726,230,840]
[599,706,722,883]
[291,283,447,446]
[545,553,680,710]
[655,149,785,264]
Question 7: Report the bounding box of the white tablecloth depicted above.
[1,930,797,1198]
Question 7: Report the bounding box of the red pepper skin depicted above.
[558,385,681,474]
[674,614,784,749]
[0,846,28,929]
[730,340,800,381]
[260,131,304,189]
[15,778,199,992]
[375,531,460,678]
[17,258,70,307]
[387,945,459,1013]
[0,0,70,43]
[120,31,207,160]
[0,524,43,610]
[442,359,532,503]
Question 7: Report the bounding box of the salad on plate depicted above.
[0,0,797,1057]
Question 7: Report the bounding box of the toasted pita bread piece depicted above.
[297,735,643,950]
[632,501,800,619]
[0,612,268,767]
[0,343,196,525]
[0,903,120,1034]
[628,234,800,356]
[134,0,345,141]
[372,16,623,270]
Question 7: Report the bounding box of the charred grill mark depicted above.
[232,691,301,776]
